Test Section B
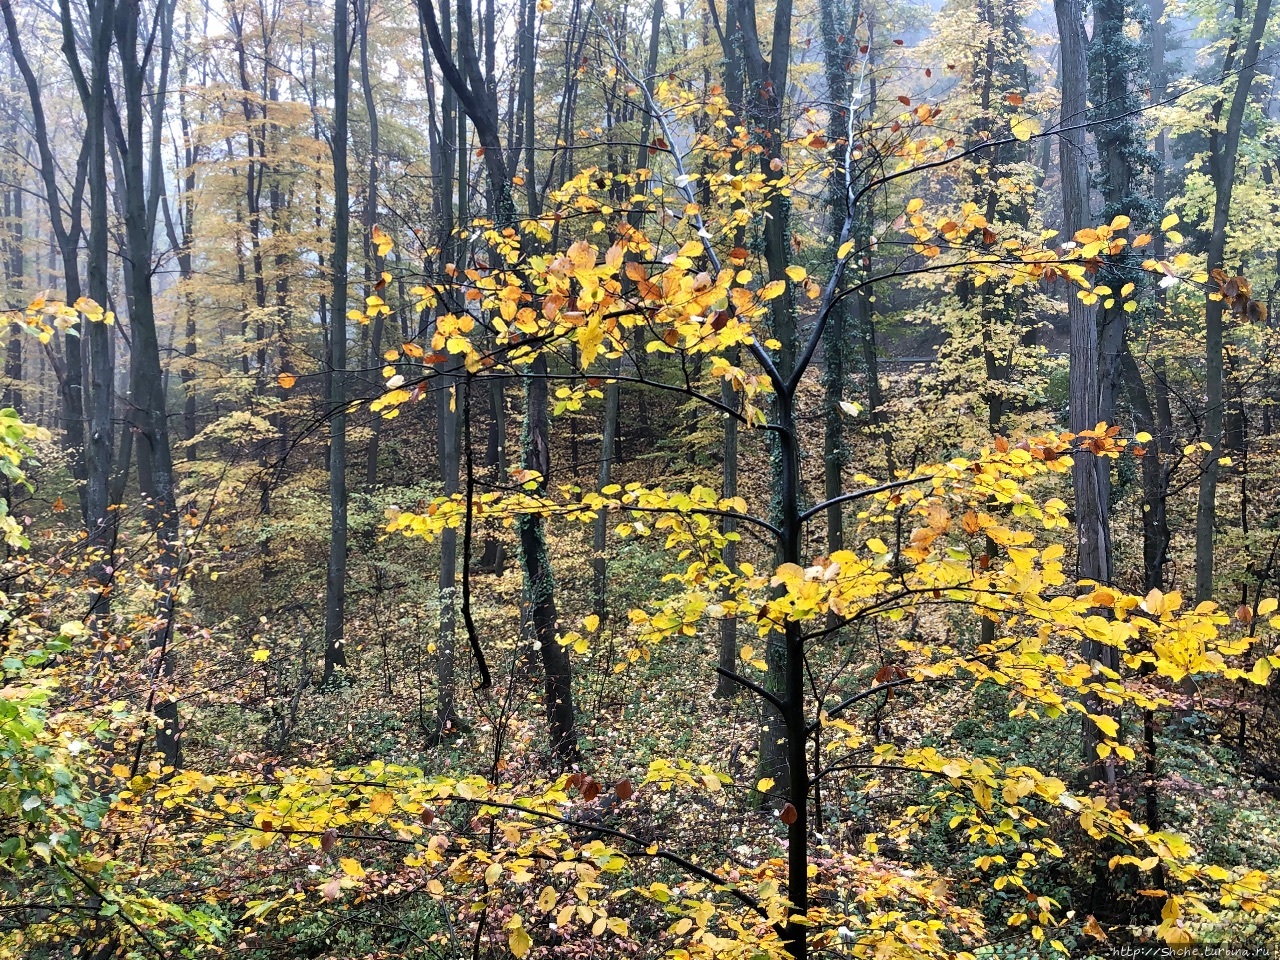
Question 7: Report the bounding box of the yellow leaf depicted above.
[538,885,558,912]
[1258,597,1278,616]
[485,862,503,885]
[1010,115,1041,141]
[837,239,854,259]
[340,857,366,879]
[369,792,395,815]
[509,926,532,958]
[371,224,394,256]
[1090,714,1119,738]
[583,614,600,632]
[740,644,755,661]
[1160,213,1179,231]
[785,265,807,282]
[866,537,888,554]
[757,777,775,793]
[252,649,270,663]
[906,197,924,214]
[760,280,786,301]
[111,764,131,778]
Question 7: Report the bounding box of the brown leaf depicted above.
[779,803,798,825]
[321,828,338,853]
[615,779,634,802]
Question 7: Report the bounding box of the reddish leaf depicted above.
[780,803,798,825]
[615,779,634,802]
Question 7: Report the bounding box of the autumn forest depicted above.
[0,0,1279,956]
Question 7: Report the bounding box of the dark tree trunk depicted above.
[1056,0,1118,787]
[1194,0,1272,602]
[2,1,88,489]
[324,0,352,685]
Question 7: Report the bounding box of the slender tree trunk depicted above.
[324,0,352,685]
[4,0,89,514]
[358,0,384,487]
[1194,0,1271,602]
[595,0,660,625]
[713,0,746,699]
[113,0,182,768]
[429,6,461,734]
[4,137,24,414]
[520,354,578,761]
[735,0,798,801]
[58,0,116,622]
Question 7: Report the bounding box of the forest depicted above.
[0,0,1279,956]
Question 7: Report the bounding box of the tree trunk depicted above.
[1055,0,1116,786]
[358,0,384,487]
[520,354,578,761]
[4,138,24,414]
[106,0,183,768]
[2,1,89,517]
[324,0,352,685]
[1194,0,1272,602]
[735,0,798,802]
